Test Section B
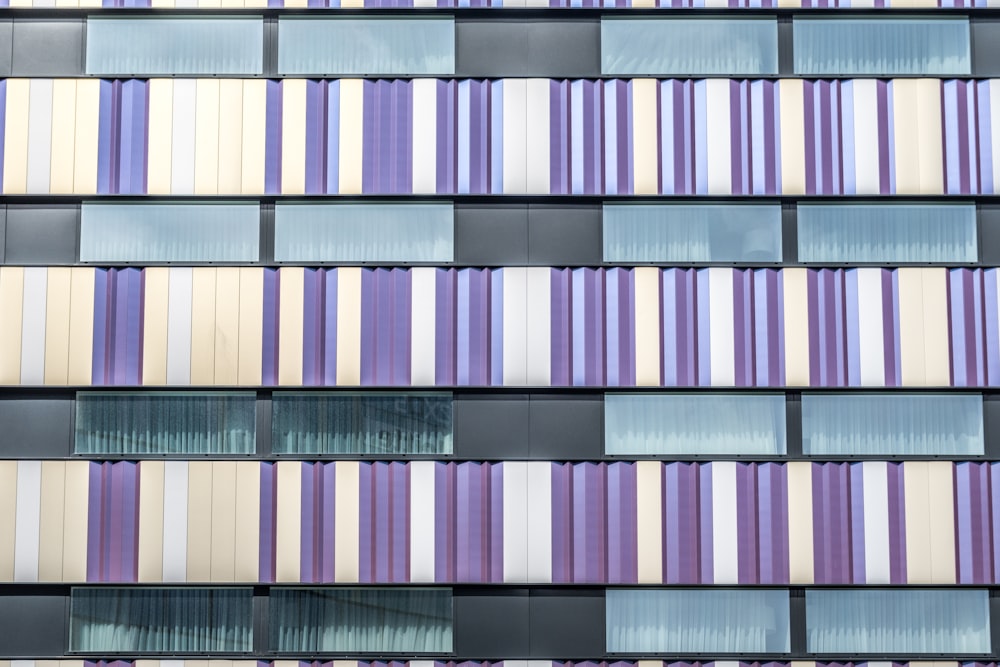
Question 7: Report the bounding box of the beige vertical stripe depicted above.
[214,268,241,385]
[218,80,244,194]
[137,461,165,582]
[636,461,662,583]
[190,267,218,385]
[194,79,221,195]
[0,462,15,579]
[897,268,926,386]
[49,80,77,194]
[334,461,360,582]
[339,79,364,194]
[0,267,25,384]
[142,268,170,386]
[210,462,238,582]
[275,461,301,582]
[336,267,362,385]
[893,80,921,195]
[927,462,956,583]
[4,79,30,194]
[241,80,267,194]
[921,268,950,386]
[915,80,944,194]
[779,80,806,195]
[787,461,815,584]
[783,268,809,386]
[186,461,214,582]
[278,267,304,385]
[147,79,174,195]
[73,80,100,194]
[237,267,264,385]
[234,461,261,582]
[43,268,72,385]
[67,267,95,385]
[281,79,307,195]
[904,461,932,583]
[37,461,66,581]
[633,267,661,386]
[632,79,659,195]
[62,461,89,581]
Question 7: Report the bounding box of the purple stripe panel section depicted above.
[359,461,410,582]
[662,462,713,583]
[435,269,503,386]
[302,268,338,386]
[262,269,280,386]
[949,269,990,388]
[300,462,336,583]
[265,80,283,195]
[92,268,144,386]
[435,462,503,583]
[361,269,412,386]
[86,461,139,582]
[97,80,148,194]
[955,462,994,584]
[551,268,626,387]
[437,80,502,194]
[259,462,278,583]
[363,80,413,194]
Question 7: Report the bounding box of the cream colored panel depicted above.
[142,268,170,386]
[190,267,218,385]
[147,80,174,195]
[921,268,950,386]
[0,268,25,384]
[241,80,267,194]
[336,268,362,386]
[234,461,260,582]
[278,267,304,386]
[634,267,661,386]
[282,79,307,195]
[237,267,264,385]
[904,461,932,583]
[636,461,662,583]
[897,268,926,385]
[186,461,213,582]
[3,79,30,194]
[0,462,16,580]
[275,461,301,582]
[48,80,76,194]
[915,80,943,194]
[787,461,814,584]
[338,79,364,195]
[67,268,95,386]
[210,462,237,582]
[36,461,65,581]
[632,79,659,195]
[138,461,165,582]
[334,461,360,582]
[43,267,71,385]
[783,269,809,386]
[893,80,921,195]
[927,462,956,583]
[779,80,805,195]
[213,269,241,385]
[217,80,244,194]
[194,79,221,195]
[62,461,89,581]
[73,80,100,194]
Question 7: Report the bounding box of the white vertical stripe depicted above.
[503,461,528,582]
[709,267,735,386]
[711,461,739,584]
[705,79,732,194]
[992,81,1000,194]
[409,461,436,583]
[161,461,188,582]
[13,461,41,582]
[166,268,193,385]
[857,268,886,386]
[502,267,528,385]
[526,462,552,582]
[525,79,550,195]
[853,80,881,195]
[503,79,528,194]
[411,80,437,194]
[410,267,437,386]
[20,267,47,385]
[171,80,197,195]
[525,267,551,386]
[26,79,53,193]
[862,461,891,584]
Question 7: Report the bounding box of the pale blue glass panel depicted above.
[605,393,786,456]
[75,392,257,455]
[798,203,977,263]
[604,203,782,262]
[793,18,970,75]
[279,18,454,75]
[602,18,778,75]
[806,589,990,654]
[272,588,453,653]
[272,393,453,456]
[86,17,263,75]
[802,393,983,456]
[274,202,453,263]
[70,588,253,652]
[81,202,259,263]
[607,589,790,653]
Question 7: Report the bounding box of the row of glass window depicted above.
[73,391,985,457]
[84,16,972,77]
[69,586,990,655]
[77,201,979,265]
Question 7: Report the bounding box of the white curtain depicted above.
[802,393,982,456]
[606,589,790,653]
[806,589,990,654]
[81,202,260,263]
[273,588,453,653]
[75,392,257,455]
[278,18,454,76]
[605,393,786,456]
[86,17,263,76]
[70,588,253,652]
[272,393,453,456]
[275,203,454,263]
[797,203,977,264]
[793,18,970,76]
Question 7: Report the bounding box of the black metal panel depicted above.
[454,588,530,659]
[5,204,79,265]
[456,19,600,78]
[777,17,794,76]
[454,203,529,266]
[782,202,797,265]
[981,204,1000,266]
[525,20,601,78]
[789,588,807,656]
[453,394,531,459]
[11,19,85,77]
[786,393,803,457]
[984,394,1000,460]
[455,19,530,77]
[529,394,603,460]
[529,588,605,658]
[0,395,73,458]
[973,19,1000,78]
[0,20,13,78]
[528,204,603,266]
[0,589,67,657]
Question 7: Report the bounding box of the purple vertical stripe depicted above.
[262,269,280,386]
[259,463,277,582]
[265,80,283,194]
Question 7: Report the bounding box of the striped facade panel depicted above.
[3,79,1000,195]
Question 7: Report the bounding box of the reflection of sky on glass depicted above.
[602,18,778,75]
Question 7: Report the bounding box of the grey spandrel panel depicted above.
[11,19,84,77]
[0,592,67,657]
[456,20,599,77]
[529,204,603,266]
[973,20,1000,77]
[456,20,529,77]
[984,395,1000,459]
[0,21,12,78]
[529,395,603,460]
[526,21,600,78]
[0,396,72,458]
[5,205,79,265]
[530,589,605,658]
[454,589,529,659]
[454,204,528,266]
[982,204,1000,265]
[453,394,530,459]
